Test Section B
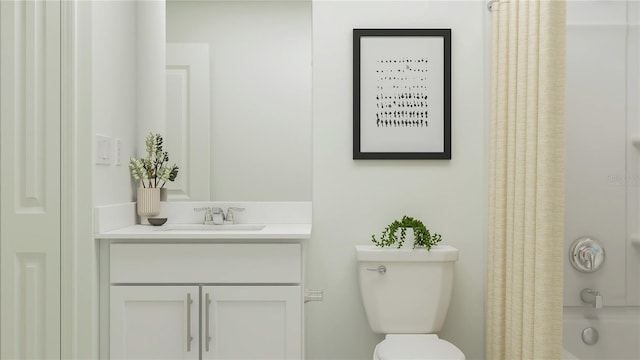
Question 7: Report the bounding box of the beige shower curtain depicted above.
[486,1,566,359]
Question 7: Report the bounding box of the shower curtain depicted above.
[486,1,566,359]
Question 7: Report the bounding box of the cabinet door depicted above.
[110,286,200,360]
[202,286,302,360]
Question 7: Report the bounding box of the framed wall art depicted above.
[353,28,451,160]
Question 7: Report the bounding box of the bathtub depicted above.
[563,348,579,360]
[563,307,640,360]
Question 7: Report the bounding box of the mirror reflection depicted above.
[165,0,312,201]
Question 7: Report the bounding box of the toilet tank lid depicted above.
[375,335,465,360]
[356,245,458,262]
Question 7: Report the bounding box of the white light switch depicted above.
[96,134,112,165]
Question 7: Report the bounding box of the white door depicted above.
[165,43,211,200]
[0,0,61,358]
[202,286,302,360]
[110,286,200,360]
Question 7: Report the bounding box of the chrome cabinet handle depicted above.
[186,293,193,352]
[205,293,212,352]
[366,265,386,274]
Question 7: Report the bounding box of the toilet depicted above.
[356,245,465,360]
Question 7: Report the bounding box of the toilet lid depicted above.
[374,335,465,360]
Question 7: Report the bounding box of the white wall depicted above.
[628,0,640,306]
[92,1,166,206]
[166,1,312,201]
[564,0,640,307]
[563,3,639,356]
[92,1,139,206]
[309,1,487,359]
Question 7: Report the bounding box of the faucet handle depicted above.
[225,207,245,224]
[194,207,214,225]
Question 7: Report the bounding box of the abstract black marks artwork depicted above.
[375,57,430,129]
[353,29,451,160]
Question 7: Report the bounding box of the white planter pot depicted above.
[396,227,415,249]
[137,187,160,217]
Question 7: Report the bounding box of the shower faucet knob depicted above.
[569,236,605,273]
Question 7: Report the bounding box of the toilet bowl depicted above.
[356,245,465,360]
[374,335,464,360]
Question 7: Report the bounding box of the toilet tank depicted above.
[356,245,458,334]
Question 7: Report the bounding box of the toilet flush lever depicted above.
[366,265,386,274]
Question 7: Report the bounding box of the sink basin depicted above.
[159,224,266,231]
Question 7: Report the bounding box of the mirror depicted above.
[165,0,312,201]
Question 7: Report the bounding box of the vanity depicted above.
[95,202,312,360]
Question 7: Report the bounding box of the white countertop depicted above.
[95,223,312,240]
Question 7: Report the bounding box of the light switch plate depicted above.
[96,134,112,165]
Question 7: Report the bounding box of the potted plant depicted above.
[371,215,442,250]
[129,132,179,189]
[129,132,179,217]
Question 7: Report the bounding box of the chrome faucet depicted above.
[194,206,244,225]
[225,207,245,224]
[580,288,603,309]
[211,207,225,225]
[194,207,215,225]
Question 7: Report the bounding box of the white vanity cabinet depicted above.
[106,242,303,360]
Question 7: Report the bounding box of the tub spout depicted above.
[580,288,603,309]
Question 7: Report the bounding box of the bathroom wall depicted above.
[563,2,639,356]
[92,1,138,206]
[628,0,640,306]
[564,0,640,307]
[92,1,166,206]
[309,1,487,359]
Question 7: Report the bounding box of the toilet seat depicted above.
[373,334,465,360]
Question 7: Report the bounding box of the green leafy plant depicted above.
[128,132,179,188]
[371,215,443,250]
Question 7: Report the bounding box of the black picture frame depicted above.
[353,28,451,160]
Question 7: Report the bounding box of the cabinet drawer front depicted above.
[110,243,301,284]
